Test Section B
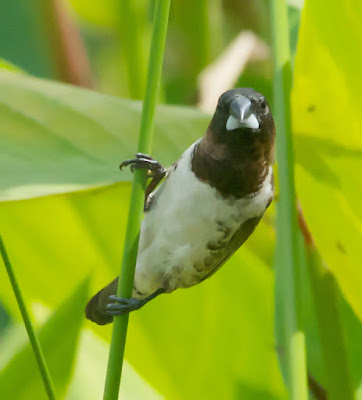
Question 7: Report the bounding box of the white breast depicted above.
[133,141,273,298]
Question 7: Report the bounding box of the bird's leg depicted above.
[119,153,165,178]
[106,288,166,316]
[120,153,166,207]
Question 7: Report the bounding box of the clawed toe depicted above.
[119,153,164,175]
[106,295,143,316]
[134,153,153,160]
[108,295,128,304]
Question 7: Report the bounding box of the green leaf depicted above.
[0,278,89,399]
[0,185,126,317]
[276,231,362,397]
[66,330,162,400]
[292,0,362,320]
[306,245,354,399]
[0,70,208,201]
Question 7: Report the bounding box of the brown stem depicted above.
[297,202,328,399]
[297,200,315,247]
[40,0,93,88]
[308,373,327,400]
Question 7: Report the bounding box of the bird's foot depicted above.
[106,295,144,316]
[119,153,165,176]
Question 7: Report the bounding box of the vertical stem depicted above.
[39,0,92,87]
[270,0,308,398]
[208,0,224,58]
[195,0,210,69]
[0,236,56,400]
[103,1,170,399]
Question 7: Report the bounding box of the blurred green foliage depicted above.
[0,1,54,78]
[0,72,284,399]
[0,0,361,399]
[0,279,89,399]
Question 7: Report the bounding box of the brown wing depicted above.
[202,178,274,281]
[143,169,168,212]
[199,216,262,282]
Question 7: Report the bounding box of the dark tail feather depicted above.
[85,277,119,325]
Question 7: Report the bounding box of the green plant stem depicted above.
[0,236,56,400]
[194,0,210,69]
[208,0,224,57]
[270,0,308,398]
[103,1,170,399]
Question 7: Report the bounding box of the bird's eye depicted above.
[261,101,267,110]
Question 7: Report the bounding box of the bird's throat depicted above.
[191,137,271,199]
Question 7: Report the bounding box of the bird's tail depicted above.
[85,277,119,325]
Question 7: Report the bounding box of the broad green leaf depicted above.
[0,185,127,316]
[275,234,362,398]
[65,330,162,400]
[306,246,354,398]
[0,70,208,201]
[292,0,362,320]
[0,278,89,399]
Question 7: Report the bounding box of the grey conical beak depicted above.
[230,96,252,120]
[226,95,259,131]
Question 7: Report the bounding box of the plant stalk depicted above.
[103,1,170,399]
[270,0,308,397]
[0,236,56,400]
[195,0,211,69]
[40,0,92,87]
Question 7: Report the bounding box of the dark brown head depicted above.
[208,88,275,158]
[192,88,275,198]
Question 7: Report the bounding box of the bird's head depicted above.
[208,88,275,147]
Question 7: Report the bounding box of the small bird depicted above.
[85,88,275,325]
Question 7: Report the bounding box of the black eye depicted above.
[261,101,267,110]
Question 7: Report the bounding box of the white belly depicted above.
[133,141,273,297]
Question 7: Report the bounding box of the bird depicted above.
[85,88,276,325]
